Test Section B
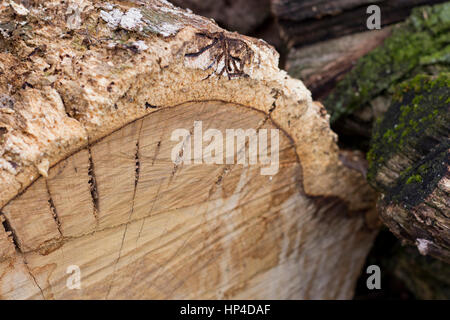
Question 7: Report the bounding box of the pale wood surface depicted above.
[3,178,61,253]
[47,149,97,237]
[0,0,377,299]
[1,102,376,299]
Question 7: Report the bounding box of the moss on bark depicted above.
[324,2,450,124]
[367,74,449,206]
[366,73,449,262]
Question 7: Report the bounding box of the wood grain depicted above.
[0,102,376,299]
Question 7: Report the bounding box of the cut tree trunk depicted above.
[0,0,377,299]
[271,0,448,48]
[322,2,450,149]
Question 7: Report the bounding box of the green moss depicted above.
[411,95,423,105]
[325,2,450,124]
[367,73,450,208]
[421,45,450,65]
[406,174,423,184]
[391,149,448,207]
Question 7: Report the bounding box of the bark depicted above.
[286,28,392,100]
[0,0,376,299]
[271,0,449,48]
[323,2,450,149]
[367,74,450,263]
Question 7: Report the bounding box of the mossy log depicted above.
[323,2,450,147]
[271,0,447,48]
[0,0,377,299]
[367,74,450,263]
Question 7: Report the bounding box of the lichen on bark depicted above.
[367,73,449,262]
[98,1,210,37]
